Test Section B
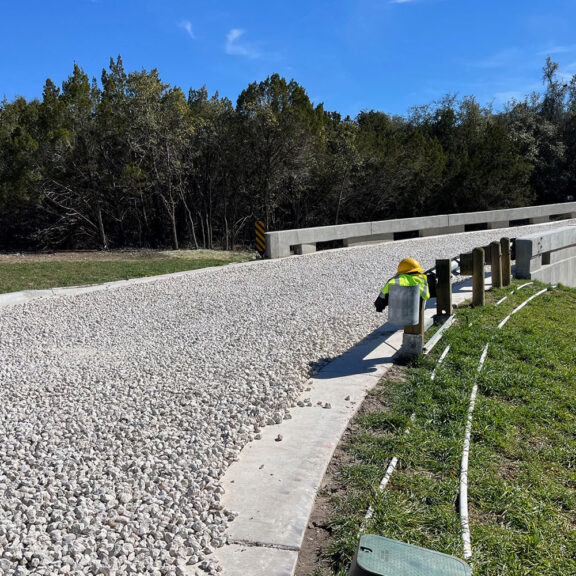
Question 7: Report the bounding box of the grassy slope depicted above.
[321,281,576,576]
[0,251,255,294]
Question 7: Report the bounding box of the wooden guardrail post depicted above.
[490,240,502,289]
[500,237,511,286]
[459,252,474,275]
[472,247,485,306]
[435,259,452,318]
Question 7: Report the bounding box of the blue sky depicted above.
[1,0,576,118]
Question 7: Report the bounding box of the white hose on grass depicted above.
[362,336,454,530]
[361,414,416,530]
[364,340,454,527]
[431,344,451,381]
[460,342,489,561]
[423,315,456,354]
[496,288,519,306]
[497,288,548,329]
[477,343,489,373]
[496,280,534,305]
[363,456,399,523]
[460,288,547,560]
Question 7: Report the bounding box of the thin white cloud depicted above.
[389,0,417,3]
[179,20,195,39]
[225,28,260,59]
[473,48,523,69]
[536,45,576,56]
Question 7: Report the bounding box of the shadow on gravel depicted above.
[309,324,400,380]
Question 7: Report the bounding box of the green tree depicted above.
[97,56,136,246]
[353,110,405,220]
[0,97,42,247]
[38,64,108,248]
[236,74,318,230]
[185,87,236,249]
[309,111,360,226]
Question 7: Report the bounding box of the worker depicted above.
[374,257,430,313]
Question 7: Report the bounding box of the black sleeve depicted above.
[374,293,389,312]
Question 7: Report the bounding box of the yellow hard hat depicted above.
[397,257,424,274]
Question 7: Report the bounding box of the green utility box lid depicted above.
[351,534,471,576]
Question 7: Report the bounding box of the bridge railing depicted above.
[515,226,576,288]
[265,202,576,259]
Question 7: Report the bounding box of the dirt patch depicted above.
[294,364,407,576]
[0,249,255,264]
[294,446,355,576]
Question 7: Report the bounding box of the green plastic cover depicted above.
[355,534,471,576]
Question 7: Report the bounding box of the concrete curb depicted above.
[0,273,194,310]
[209,277,488,576]
[0,260,265,310]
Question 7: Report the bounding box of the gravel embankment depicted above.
[0,221,573,576]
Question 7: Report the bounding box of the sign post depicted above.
[255,220,266,257]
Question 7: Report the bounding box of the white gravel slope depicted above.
[0,221,573,576]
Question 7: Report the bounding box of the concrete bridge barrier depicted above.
[265,202,576,259]
[515,225,576,287]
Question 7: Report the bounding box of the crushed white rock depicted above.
[0,221,572,574]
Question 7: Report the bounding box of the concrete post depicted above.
[435,259,452,317]
[490,240,502,289]
[295,243,316,255]
[401,298,425,357]
[472,247,485,307]
[500,237,511,286]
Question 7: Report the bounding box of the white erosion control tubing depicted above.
[461,287,547,560]
[496,281,534,306]
[364,341,453,530]
[431,344,451,381]
[498,288,548,329]
[361,414,416,530]
[495,293,512,306]
[460,343,489,562]
[423,315,456,354]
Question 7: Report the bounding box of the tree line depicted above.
[1,56,575,251]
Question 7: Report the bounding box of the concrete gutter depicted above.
[211,277,489,576]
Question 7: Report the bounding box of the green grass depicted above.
[320,281,576,576]
[0,251,255,294]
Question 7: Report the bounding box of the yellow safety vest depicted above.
[381,273,430,300]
